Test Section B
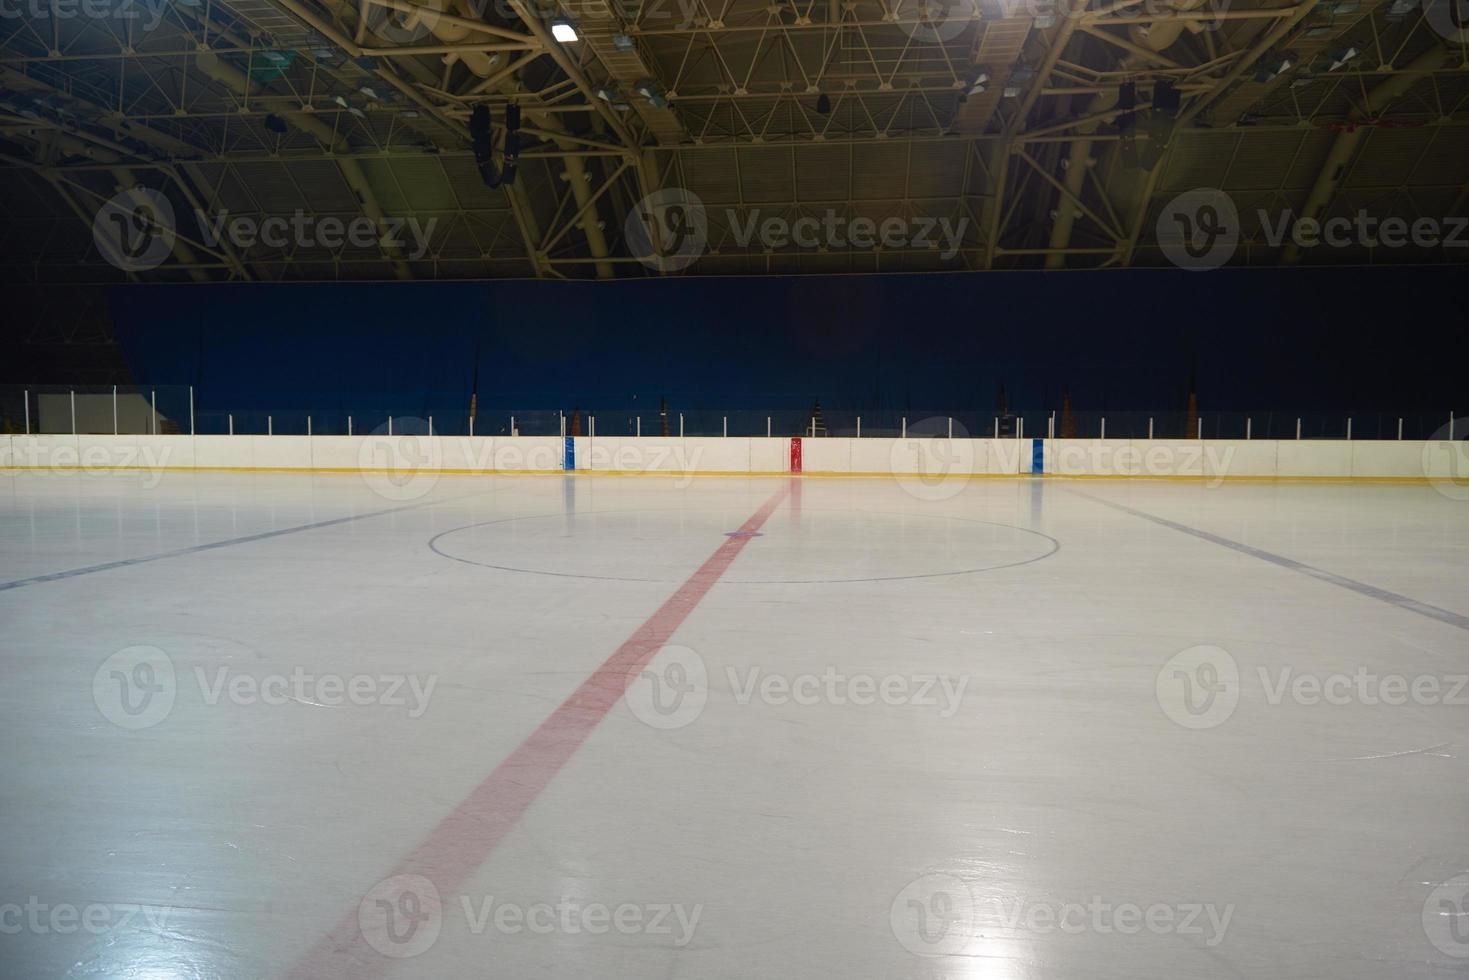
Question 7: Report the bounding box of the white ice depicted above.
[1,470,1467,979]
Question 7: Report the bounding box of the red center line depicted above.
[284,482,793,980]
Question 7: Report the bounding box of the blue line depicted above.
[0,492,481,593]
[1068,489,1469,632]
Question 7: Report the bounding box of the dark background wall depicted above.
[28,266,1463,415]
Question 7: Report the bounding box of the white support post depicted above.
[722,416,727,438]
[511,416,516,436]
[1148,417,1153,439]
[636,416,641,437]
[767,417,772,438]
[1100,417,1106,440]
[679,414,684,438]
[1296,418,1302,440]
[947,417,953,439]
[189,386,195,435]
[1197,417,1203,439]
[307,416,312,437]
[389,416,393,436]
[348,416,353,436]
[1019,418,1024,440]
[268,416,273,436]
[1246,417,1252,440]
[113,385,118,435]
[70,390,76,435]
[590,416,595,438]
[151,390,157,435]
[1346,417,1352,440]
[856,416,861,438]
[469,415,474,438]
[228,414,233,436]
[429,416,433,437]
[1397,417,1403,440]
[1048,414,1054,440]
[901,417,906,438]
[23,390,29,434]
[1450,413,1455,440]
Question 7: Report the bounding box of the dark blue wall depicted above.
[106,267,1466,415]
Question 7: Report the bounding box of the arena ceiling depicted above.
[1,0,1467,281]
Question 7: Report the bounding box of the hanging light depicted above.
[1326,44,1359,71]
[815,93,831,114]
[550,17,579,42]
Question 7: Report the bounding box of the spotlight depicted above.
[1254,52,1295,83]
[634,79,669,108]
[1326,44,1359,71]
[550,17,579,42]
[815,93,831,114]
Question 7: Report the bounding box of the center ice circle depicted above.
[428,510,1058,584]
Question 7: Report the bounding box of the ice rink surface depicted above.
[1,470,1467,979]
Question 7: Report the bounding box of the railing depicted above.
[0,386,1456,441]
